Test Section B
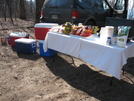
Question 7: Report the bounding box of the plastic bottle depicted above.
[111,35,117,46]
[106,37,111,45]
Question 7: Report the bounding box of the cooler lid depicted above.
[34,23,59,28]
[15,38,36,44]
[10,32,28,37]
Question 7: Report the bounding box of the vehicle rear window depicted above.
[77,0,104,12]
[44,0,70,7]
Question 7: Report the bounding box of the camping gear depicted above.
[63,22,72,34]
[34,23,59,40]
[0,36,8,45]
[38,40,57,57]
[9,32,29,46]
[117,26,131,48]
[100,26,114,44]
[15,38,36,54]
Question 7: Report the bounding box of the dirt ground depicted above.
[0,18,134,101]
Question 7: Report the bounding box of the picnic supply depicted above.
[78,23,83,27]
[9,32,29,46]
[15,38,36,54]
[92,26,99,34]
[38,40,57,57]
[69,25,79,35]
[117,26,131,48]
[106,37,111,45]
[75,26,84,35]
[49,26,60,33]
[58,25,65,33]
[0,36,7,45]
[63,22,72,35]
[100,26,114,44]
[80,26,92,37]
[111,35,118,46]
[34,23,59,40]
[105,26,114,37]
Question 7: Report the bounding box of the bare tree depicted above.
[19,0,26,19]
[122,0,128,18]
[14,0,19,20]
[2,0,14,24]
[105,0,129,18]
[3,0,7,21]
[35,0,45,23]
[127,0,134,19]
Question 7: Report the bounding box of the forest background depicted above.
[0,0,134,24]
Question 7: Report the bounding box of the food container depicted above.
[15,38,36,54]
[100,26,114,44]
[34,23,59,40]
[0,36,6,44]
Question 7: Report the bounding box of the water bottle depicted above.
[106,37,111,45]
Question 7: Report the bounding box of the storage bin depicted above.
[15,38,36,54]
[38,40,57,57]
[9,32,29,46]
[34,23,59,40]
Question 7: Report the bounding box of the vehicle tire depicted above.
[87,21,95,26]
[40,19,44,23]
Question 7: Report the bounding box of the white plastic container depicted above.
[111,35,118,46]
[116,26,130,48]
[117,36,128,48]
[105,26,114,37]
[100,26,114,44]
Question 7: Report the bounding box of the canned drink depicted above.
[0,36,6,43]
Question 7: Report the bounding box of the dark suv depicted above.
[40,0,123,26]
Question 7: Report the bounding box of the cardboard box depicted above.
[15,38,36,54]
[34,23,58,40]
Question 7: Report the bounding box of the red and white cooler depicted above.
[9,32,29,46]
[34,23,59,40]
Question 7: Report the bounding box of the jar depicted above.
[64,22,72,34]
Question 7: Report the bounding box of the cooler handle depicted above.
[31,42,36,48]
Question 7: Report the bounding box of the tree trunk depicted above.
[3,0,7,21]
[122,0,128,19]
[35,0,45,23]
[6,0,14,25]
[104,0,114,17]
[19,0,26,19]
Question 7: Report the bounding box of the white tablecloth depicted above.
[43,32,82,58]
[43,32,134,80]
[79,38,134,80]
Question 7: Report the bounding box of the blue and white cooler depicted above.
[38,40,57,57]
[15,38,36,54]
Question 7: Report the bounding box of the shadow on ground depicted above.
[9,46,134,101]
[43,53,134,101]
[11,46,41,60]
[123,57,134,76]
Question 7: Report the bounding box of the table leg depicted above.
[122,67,125,75]
[109,77,114,86]
[68,55,77,67]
